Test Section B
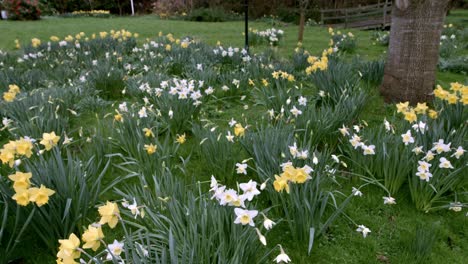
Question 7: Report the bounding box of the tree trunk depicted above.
[298,11,306,42]
[379,0,449,104]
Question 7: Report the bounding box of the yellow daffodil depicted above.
[144,144,157,154]
[28,184,55,207]
[395,101,409,113]
[12,189,30,206]
[50,36,60,42]
[234,124,245,137]
[8,84,20,93]
[273,175,290,193]
[57,233,81,261]
[40,131,60,151]
[143,128,154,138]
[447,93,459,104]
[403,110,417,123]
[8,171,32,192]
[428,109,438,119]
[114,113,123,122]
[82,225,104,251]
[414,102,428,114]
[15,137,33,158]
[176,133,186,144]
[98,201,120,228]
[3,91,17,102]
[31,38,41,48]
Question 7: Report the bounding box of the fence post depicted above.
[383,0,388,28]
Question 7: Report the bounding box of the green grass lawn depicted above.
[1,10,467,264]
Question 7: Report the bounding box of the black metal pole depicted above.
[245,0,249,52]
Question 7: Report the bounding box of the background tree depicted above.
[298,0,312,42]
[380,0,450,104]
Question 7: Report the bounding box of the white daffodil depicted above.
[274,245,291,263]
[262,213,276,230]
[228,118,237,127]
[298,96,307,106]
[289,105,302,117]
[349,134,362,149]
[451,146,465,159]
[138,107,147,118]
[106,240,124,260]
[424,151,435,161]
[416,171,433,182]
[383,196,396,205]
[219,189,238,206]
[401,130,414,145]
[226,131,234,143]
[339,125,349,136]
[255,228,267,246]
[439,157,454,169]
[362,144,375,155]
[236,163,248,175]
[432,139,451,154]
[417,160,432,172]
[234,208,258,226]
[289,142,298,157]
[356,225,371,238]
[239,180,261,201]
[352,187,363,197]
[412,146,423,155]
[297,150,309,160]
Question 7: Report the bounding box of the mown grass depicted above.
[1,10,467,264]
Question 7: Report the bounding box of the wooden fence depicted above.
[320,0,392,29]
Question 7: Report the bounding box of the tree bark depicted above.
[298,11,306,42]
[379,0,449,104]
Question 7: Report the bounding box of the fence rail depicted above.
[320,0,392,29]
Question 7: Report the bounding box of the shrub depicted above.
[3,0,41,20]
[185,7,239,22]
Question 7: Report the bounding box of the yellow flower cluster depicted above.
[57,201,119,263]
[9,171,55,207]
[305,49,332,75]
[396,101,438,123]
[72,10,110,15]
[434,82,468,105]
[2,84,20,102]
[0,137,33,167]
[272,71,295,82]
[273,164,311,193]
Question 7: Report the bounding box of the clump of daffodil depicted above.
[305,49,330,74]
[9,171,55,206]
[0,137,34,167]
[98,201,120,228]
[271,70,295,82]
[273,163,312,193]
[395,101,439,123]
[2,84,21,102]
[40,131,61,151]
[57,233,81,263]
[434,82,468,105]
